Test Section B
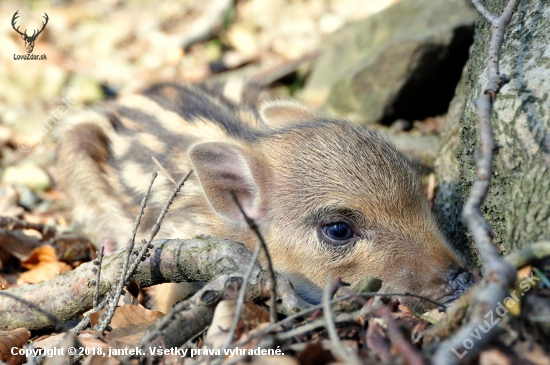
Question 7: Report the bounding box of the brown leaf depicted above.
[205,300,236,350]
[17,245,71,284]
[18,261,72,285]
[295,341,334,365]
[241,302,270,332]
[77,337,114,365]
[392,304,430,344]
[0,328,31,365]
[20,245,58,269]
[103,305,164,348]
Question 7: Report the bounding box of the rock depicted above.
[2,163,52,191]
[302,0,477,125]
[381,132,439,166]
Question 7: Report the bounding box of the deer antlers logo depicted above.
[12,10,49,54]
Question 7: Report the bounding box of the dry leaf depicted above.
[0,328,31,365]
[77,337,114,365]
[241,302,270,331]
[103,305,164,348]
[32,333,65,353]
[205,300,236,350]
[205,301,270,351]
[18,261,72,285]
[295,341,334,365]
[20,246,58,269]
[17,245,71,284]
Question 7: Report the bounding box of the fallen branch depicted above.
[433,1,520,363]
[0,237,287,330]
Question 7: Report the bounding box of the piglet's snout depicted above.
[442,268,476,306]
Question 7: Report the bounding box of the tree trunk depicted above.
[456,0,550,258]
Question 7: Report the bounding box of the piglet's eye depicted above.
[322,222,355,243]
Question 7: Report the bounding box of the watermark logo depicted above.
[451,271,540,359]
[12,10,48,60]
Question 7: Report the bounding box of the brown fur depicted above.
[55,82,468,313]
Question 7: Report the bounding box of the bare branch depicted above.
[433,1,520,363]
[377,307,423,365]
[504,241,550,268]
[0,291,64,332]
[471,0,498,24]
[323,277,362,365]
[92,246,105,308]
[230,191,277,324]
[0,237,273,330]
[96,171,158,333]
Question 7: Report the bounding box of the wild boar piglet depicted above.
[56,82,474,312]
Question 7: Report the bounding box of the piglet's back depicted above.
[56,82,268,250]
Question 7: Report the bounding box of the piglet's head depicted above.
[189,101,473,312]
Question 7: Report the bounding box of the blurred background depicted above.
[0,0,476,278]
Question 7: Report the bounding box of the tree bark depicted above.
[458,0,550,256]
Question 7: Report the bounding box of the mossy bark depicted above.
[433,64,471,262]
[458,0,550,258]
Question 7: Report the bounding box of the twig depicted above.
[275,309,362,342]
[434,1,519,363]
[151,156,177,185]
[230,191,277,324]
[377,307,424,365]
[0,216,56,240]
[99,171,193,334]
[323,277,362,365]
[96,172,159,334]
[504,241,550,268]
[471,0,498,24]
[0,291,64,332]
[213,193,279,365]
[217,232,263,361]
[23,343,36,365]
[92,246,105,308]
[225,290,445,352]
[139,170,193,244]
[72,297,108,334]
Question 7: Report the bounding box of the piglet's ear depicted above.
[189,142,265,222]
[259,100,316,127]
